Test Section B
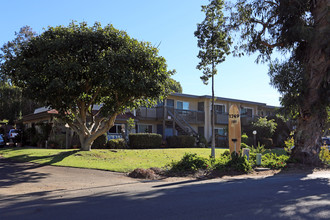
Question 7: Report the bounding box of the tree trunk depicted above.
[211,66,215,158]
[80,137,93,151]
[75,115,117,151]
[292,0,329,165]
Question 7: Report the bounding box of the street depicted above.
[0,158,329,220]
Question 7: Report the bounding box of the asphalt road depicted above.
[0,158,329,220]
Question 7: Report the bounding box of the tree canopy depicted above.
[224,0,329,164]
[0,22,173,150]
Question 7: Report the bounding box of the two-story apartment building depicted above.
[111,93,277,146]
[21,93,276,147]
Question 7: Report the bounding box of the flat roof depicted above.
[170,93,279,108]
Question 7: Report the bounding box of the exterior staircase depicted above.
[167,110,204,146]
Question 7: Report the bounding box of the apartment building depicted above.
[112,93,277,146]
[21,93,277,147]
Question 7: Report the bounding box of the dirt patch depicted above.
[128,163,329,180]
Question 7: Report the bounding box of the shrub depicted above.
[197,136,208,148]
[107,138,127,149]
[252,117,277,139]
[92,133,107,149]
[227,153,252,173]
[250,143,266,154]
[213,153,231,171]
[284,136,294,154]
[241,133,249,144]
[319,146,330,165]
[170,153,210,172]
[167,135,196,148]
[261,153,290,169]
[260,138,273,148]
[221,150,230,157]
[129,133,162,149]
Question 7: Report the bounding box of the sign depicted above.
[228,104,241,154]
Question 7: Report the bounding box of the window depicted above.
[166,99,174,107]
[177,101,189,110]
[241,107,253,117]
[137,124,152,133]
[198,126,204,137]
[215,128,226,136]
[214,104,225,114]
[109,124,122,134]
[198,102,204,111]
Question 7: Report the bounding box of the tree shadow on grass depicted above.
[0,169,329,220]
[3,149,80,166]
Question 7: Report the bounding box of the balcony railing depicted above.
[136,107,257,125]
[215,113,228,124]
[136,107,205,124]
[215,112,257,125]
[173,109,205,124]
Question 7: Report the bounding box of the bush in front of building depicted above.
[107,138,127,149]
[166,135,196,148]
[92,133,107,149]
[129,133,162,149]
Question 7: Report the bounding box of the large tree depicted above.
[195,0,232,157]
[225,0,329,164]
[0,26,38,123]
[0,22,173,151]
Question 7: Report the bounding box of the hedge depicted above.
[107,138,127,149]
[166,135,196,148]
[92,133,107,149]
[129,133,162,149]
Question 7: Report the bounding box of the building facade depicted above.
[22,93,277,147]
[116,93,277,146]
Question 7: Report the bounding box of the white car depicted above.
[8,129,20,140]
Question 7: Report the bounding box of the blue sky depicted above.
[0,0,281,106]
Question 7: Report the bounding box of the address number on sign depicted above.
[229,114,240,119]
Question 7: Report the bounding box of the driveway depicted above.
[0,158,329,220]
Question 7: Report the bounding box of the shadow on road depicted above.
[0,167,329,220]
[0,158,49,188]
[0,150,79,188]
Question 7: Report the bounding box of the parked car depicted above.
[8,129,20,141]
[322,137,330,150]
[0,134,5,147]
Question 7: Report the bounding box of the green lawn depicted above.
[0,147,226,172]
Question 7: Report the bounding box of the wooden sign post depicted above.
[228,104,241,155]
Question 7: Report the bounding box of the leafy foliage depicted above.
[166,135,196,148]
[261,154,289,169]
[128,133,162,149]
[1,22,173,150]
[224,0,329,164]
[195,0,231,84]
[169,77,183,93]
[92,133,107,149]
[319,146,330,165]
[107,138,127,149]
[252,117,277,139]
[284,134,295,155]
[170,153,210,172]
